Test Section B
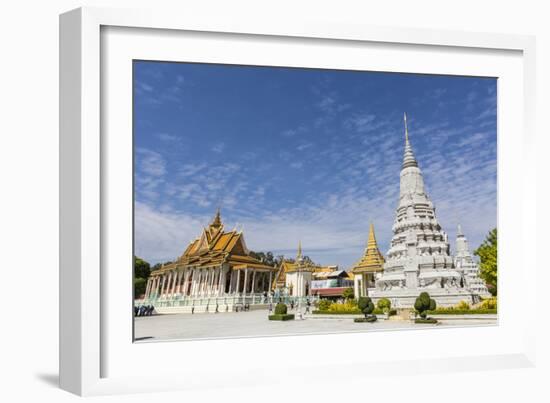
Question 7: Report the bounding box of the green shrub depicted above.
[377,298,391,313]
[480,297,497,310]
[318,299,332,311]
[342,287,355,300]
[328,300,359,313]
[357,297,374,316]
[414,292,436,319]
[274,303,288,315]
[456,300,470,310]
[269,314,295,321]
[312,310,361,315]
[427,309,497,315]
[415,318,438,324]
[354,316,377,323]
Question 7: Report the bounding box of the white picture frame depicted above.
[60,6,537,396]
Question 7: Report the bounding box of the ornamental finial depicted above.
[404,112,409,143]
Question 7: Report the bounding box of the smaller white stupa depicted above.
[454,224,492,299]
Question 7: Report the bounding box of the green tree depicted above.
[134,277,147,298]
[474,228,497,296]
[357,296,375,318]
[134,256,151,279]
[414,292,436,319]
[342,287,355,300]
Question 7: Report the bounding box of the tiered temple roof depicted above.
[351,223,385,274]
[151,210,276,275]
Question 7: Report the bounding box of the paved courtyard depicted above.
[134,309,497,342]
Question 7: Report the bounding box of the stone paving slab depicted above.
[134,309,497,342]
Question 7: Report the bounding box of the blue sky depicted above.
[134,61,497,268]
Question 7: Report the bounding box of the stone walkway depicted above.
[134,309,497,342]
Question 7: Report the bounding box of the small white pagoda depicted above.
[369,114,476,308]
[454,224,492,299]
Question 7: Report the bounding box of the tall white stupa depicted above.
[370,114,476,308]
[454,224,492,299]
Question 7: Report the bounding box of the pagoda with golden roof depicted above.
[351,223,385,298]
[144,209,278,311]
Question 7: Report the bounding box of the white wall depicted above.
[1,0,548,402]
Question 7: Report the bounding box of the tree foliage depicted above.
[134,277,147,298]
[357,296,375,318]
[342,287,355,300]
[474,228,497,295]
[414,292,436,319]
[377,298,392,313]
[248,251,284,267]
[134,256,151,279]
[134,256,151,298]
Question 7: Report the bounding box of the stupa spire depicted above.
[402,113,419,169]
[210,207,223,228]
[351,223,384,274]
[297,240,303,261]
[366,222,378,250]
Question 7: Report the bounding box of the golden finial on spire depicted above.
[210,207,222,228]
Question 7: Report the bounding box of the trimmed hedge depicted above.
[428,309,497,315]
[415,318,438,324]
[354,316,377,323]
[269,314,295,321]
[312,310,361,315]
[274,303,288,315]
[313,309,397,316]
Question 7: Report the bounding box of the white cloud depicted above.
[136,148,166,177]
[211,142,225,153]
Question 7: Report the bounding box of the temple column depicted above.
[161,273,168,297]
[209,269,215,296]
[243,269,249,296]
[165,272,172,297]
[183,269,190,296]
[153,277,159,297]
[217,268,221,294]
[219,267,224,294]
[269,272,272,292]
[236,270,241,294]
[230,269,235,294]
[144,279,151,298]
[179,270,185,294]
[176,271,181,294]
[197,269,203,296]
[252,270,256,294]
[170,271,178,296]
[191,269,197,296]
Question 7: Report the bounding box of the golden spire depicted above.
[210,207,222,228]
[297,240,303,261]
[351,223,385,273]
[366,222,378,250]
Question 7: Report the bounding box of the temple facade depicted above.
[369,114,478,308]
[273,243,348,298]
[142,210,278,313]
[454,225,492,298]
[351,223,385,299]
